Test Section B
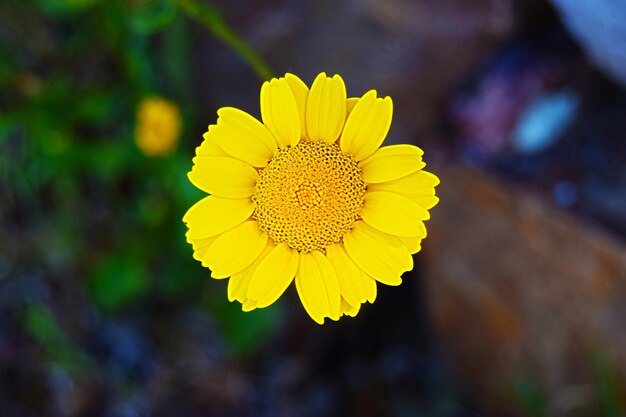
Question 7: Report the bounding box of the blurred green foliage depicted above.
[0,0,276,363]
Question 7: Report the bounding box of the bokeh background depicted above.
[1,0,626,416]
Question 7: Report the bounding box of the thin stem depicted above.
[177,0,274,81]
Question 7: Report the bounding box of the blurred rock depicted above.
[550,0,626,87]
[422,165,626,414]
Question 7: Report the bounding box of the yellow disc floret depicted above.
[253,140,366,253]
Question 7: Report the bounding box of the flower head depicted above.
[184,73,439,324]
[135,96,181,157]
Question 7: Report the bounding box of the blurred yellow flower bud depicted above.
[135,96,182,157]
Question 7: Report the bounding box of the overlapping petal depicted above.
[326,243,376,307]
[245,243,299,309]
[284,73,309,140]
[228,242,275,304]
[346,97,359,117]
[360,144,426,184]
[368,170,440,215]
[261,78,301,148]
[296,251,341,324]
[340,298,360,317]
[398,236,423,254]
[196,126,229,157]
[369,169,439,191]
[188,156,258,198]
[340,90,393,161]
[343,221,412,286]
[189,236,218,267]
[205,221,268,279]
[413,195,440,210]
[361,191,429,237]
[306,73,347,143]
[183,196,254,239]
[212,107,278,167]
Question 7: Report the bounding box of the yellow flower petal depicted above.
[228,268,252,302]
[212,107,278,167]
[368,170,440,211]
[340,297,360,317]
[360,145,426,184]
[340,90,393,161]
[296,251,341,324]
[284,73,310,140]
[228,242,275,303]
[346,97,359,117]
[365,278,377,303]
[413,195,440,210]
[205,221,268,279]
[398,236,422,254]
[260,78,301,148]
[196,126,229,156]
[241,299,258,312]
[306,73,347,143]
[361,191,429,237]
[188,156,258,198]
[246,243,299,309]
[343,221,412,286]
[189,236,218,266]
[183,196,254,239]
[360,221,413,269]
[368,169,439,192]
[367,170,439,197]
[360,278,376,304]
[326,243,377,307]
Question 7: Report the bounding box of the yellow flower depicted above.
[135,96,182,156]
[183,73,439,324]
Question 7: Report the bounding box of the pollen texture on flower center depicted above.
[253,140,366,253]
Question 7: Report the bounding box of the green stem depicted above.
[176,0,274,81]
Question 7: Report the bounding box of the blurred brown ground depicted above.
[423,166,626,414]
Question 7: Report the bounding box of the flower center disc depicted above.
[253,140,366,253]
